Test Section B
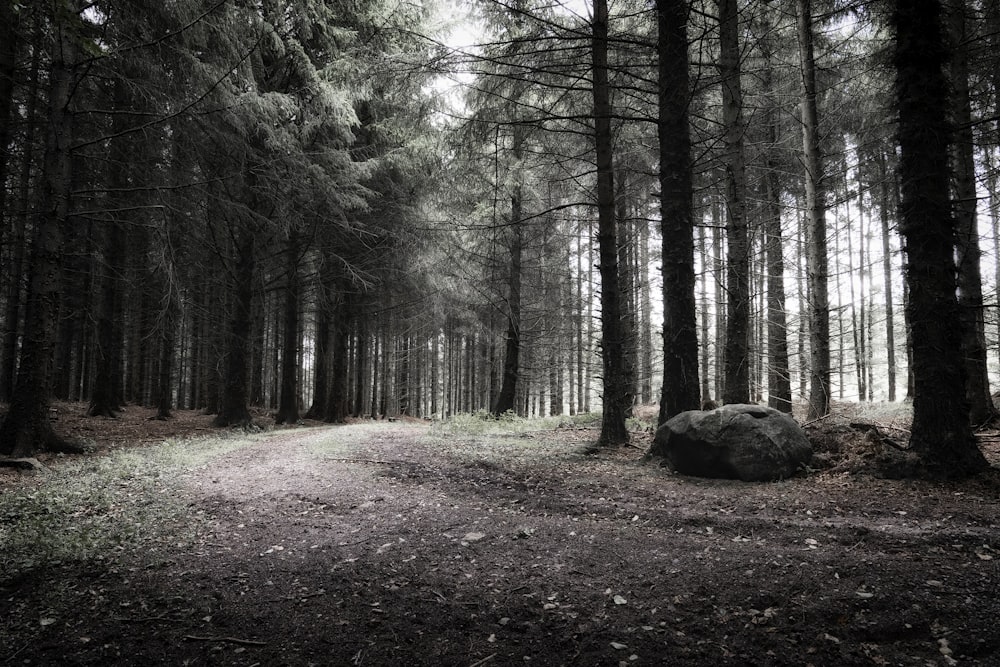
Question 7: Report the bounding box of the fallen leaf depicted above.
[613,595,627,605]
[610,641,628,650]
[463,532,486,542]
[39,618,56,627]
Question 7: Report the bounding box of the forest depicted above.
[1,0,999,477]
[4,2,1000,664]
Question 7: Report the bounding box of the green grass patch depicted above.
[0,434,257,579]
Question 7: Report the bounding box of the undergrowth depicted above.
[0,434,256,580]
[428,410,601,437]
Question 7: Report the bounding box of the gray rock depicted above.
[648,404,812,482]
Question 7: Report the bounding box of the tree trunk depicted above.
[305,271,333,419]
[795,204,809,400]
[591,0,629,446]
[0,0,18,248]
[584,218,594,413]
[764,123,791,412]
[656,0,700,424]
[876,148,898,402]
[947,1,995,425]
[718,0,750,406]
[798,0,831,419]
[492,181,523,416]
[844,179,864,401]
[615,177,637,417]
[0,2,80,456]
[892,0,987,476]
[275,231,300,425]
[325,295,350,423]
[698,225,711,403]
[353,323,368,417]
[638,218,653,405]
[0,17,41,403]
[213,228,254,427]
[431,329,440,418]
[370,320,381,418]
[712,202,725,400]
[249,292,265,407]
[154,299,177,420]
[89,78,133,418]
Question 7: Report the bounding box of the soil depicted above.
[2,402,1000,666]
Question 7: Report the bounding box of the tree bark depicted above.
[797,0,831,419]
[947,1,995,425]
[656,0,700,424]
[325,294,350,423]
[718,0,750,406]
[492,178,523,416]
[0,0,19,244]
[764,122,791,413]
[844,179,864,401]
[305,266,334,419]
[591,0,629,446]
[615,176,637,417]
[892,0,987,476]
[0,2,81,456]
[711,202,725,400]
[876,148,898,402]
[89,78,132,418]
[275,230,300,425]
[353,323,368,417]
[213,227,254,427]
[0,16,41,404]
[698,225,711,403]
[155,300,177,420]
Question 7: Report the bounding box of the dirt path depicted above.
[3,421,1000,665]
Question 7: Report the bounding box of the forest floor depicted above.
[1,402,1000,666]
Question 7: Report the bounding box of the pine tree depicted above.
[657,0,700,423]
[892,0,988,476]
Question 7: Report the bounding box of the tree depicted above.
[88,75,132,418]
[946,0,996,426]
[757,4,792,413]
[797,0,831,420]
[718,0,750,405]
[492,128,526,417]
[591,0,630,446]
[0,0,85,456]
[0,0,19,264]
[892,0,988,476]
[0,8,41,404]
[657,0,700,424]
[275,229,301,425]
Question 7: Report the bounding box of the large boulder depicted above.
[648,404,812,482]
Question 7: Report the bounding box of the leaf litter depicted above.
[1,405,1000,664]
